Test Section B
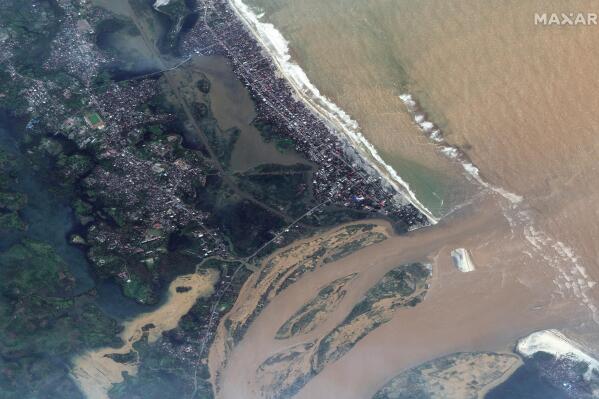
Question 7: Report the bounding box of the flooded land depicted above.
[209,197,595,398]
[223,0,599,396]
[72,270,218,399]
[3,0,599,398]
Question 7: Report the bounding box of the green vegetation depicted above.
[196,78,211,94]
[109,334,207,399]
[253,118,297,154]
[374,352,524,399]
[0,192,26,212]
[191,98,240,167]
[213,198,286,257]
[84,112,104,128]
[276,273,357,339]
[0,212,26,231]
[0,240,121,399]
[0,148,26,231]
[122,276,154,305]
[236,163,313,218]
[0,0,63,78]
[0,68,28,114]
[344,262,429,322]
[314,262,430,374]
[109,261,250,399]
[56,153,94,183]
[153,0,192,54]
[257,262,430,399]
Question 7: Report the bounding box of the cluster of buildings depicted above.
[2,0,229,294]
[181,0,429,229]
[42,1,108,86]
[76,78,229,290]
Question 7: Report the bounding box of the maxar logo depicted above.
[534,13,598,25]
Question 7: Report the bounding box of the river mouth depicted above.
[4,0,599,397]
[208,197,594,399]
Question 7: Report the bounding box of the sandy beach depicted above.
[237,0,599,285]
[228,0,441,222]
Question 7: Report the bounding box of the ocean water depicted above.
[239,0,599,212]
[239,0,599,318]
[237,0,481,218]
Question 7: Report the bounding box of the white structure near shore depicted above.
[451,248,475,272]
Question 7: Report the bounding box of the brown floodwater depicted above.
[72,271,218,399]
[220,0,599,397]
[241,0,599,281]
[188,56,306,172]
[92,0,599,396]
[210,194,597,399]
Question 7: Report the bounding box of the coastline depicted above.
[226,0,439,224]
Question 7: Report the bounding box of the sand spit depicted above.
[71,270,218,399]
[153,0,171,8]
[517,329,599,380]
[227,0,438,224]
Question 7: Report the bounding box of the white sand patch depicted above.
[517,329,599,380]
[450,248,475,272]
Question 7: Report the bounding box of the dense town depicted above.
[0,0,429,396]
[182,0,429,229]
[1,1,598,399]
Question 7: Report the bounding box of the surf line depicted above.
[226,0,439,224]
[399,93,523,205]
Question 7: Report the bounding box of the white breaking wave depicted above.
[227,2,598,324]
[517,330,599,380]
[228,0,438,224]
[462,163,523,204]
[399,93,599,322]
[520,209,598,322]
[399,93,523,205]
[441,146,459,159]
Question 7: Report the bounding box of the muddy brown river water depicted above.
[210,194,594,399]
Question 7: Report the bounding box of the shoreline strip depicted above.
[227,0,439,224]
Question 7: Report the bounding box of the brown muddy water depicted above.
[72,270,219,399]
[88,0,599,396]
[212,0,599,397]
[188,56,306,172]
[242,0,599,271]
[241,0,599,331]
[209,198,593,399]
